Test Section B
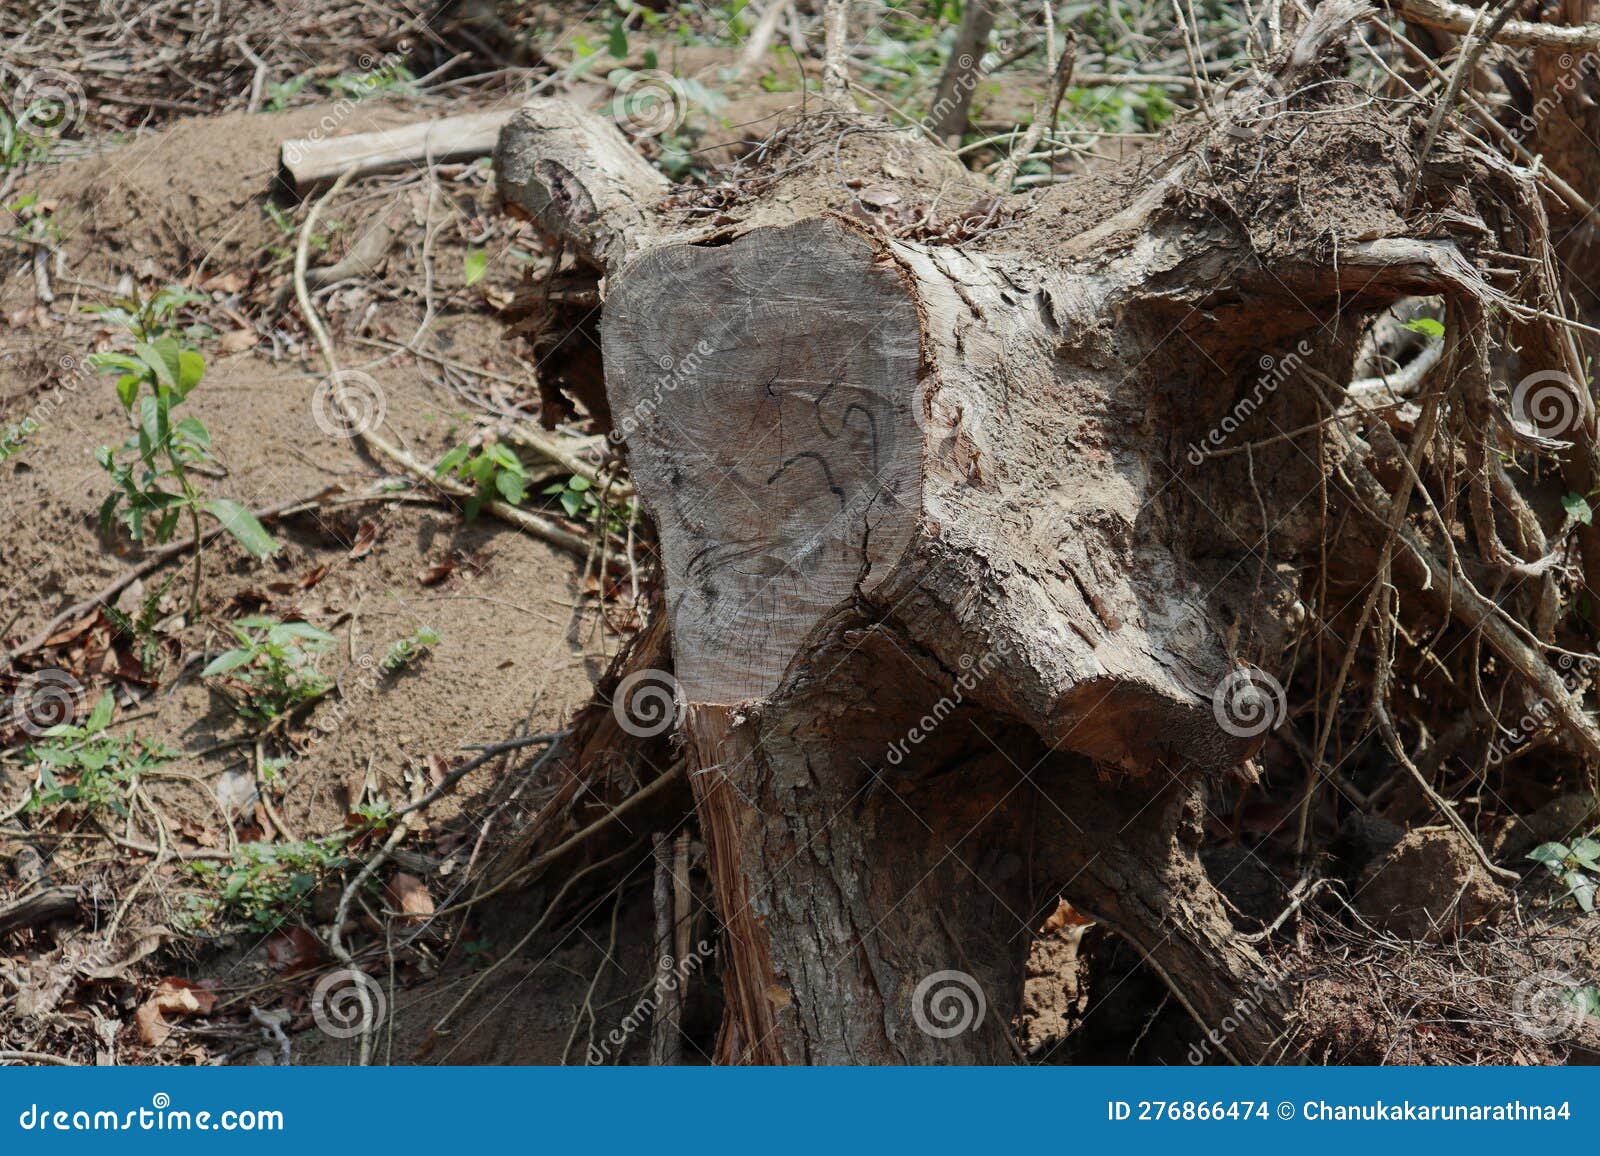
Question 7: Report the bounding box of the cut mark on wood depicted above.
[603,218,922,704]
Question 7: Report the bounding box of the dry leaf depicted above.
[135,977,216,1046]
[266,926,324,975]
[219,328,258,353]
[347,521,378,560]
[386,873,434,926]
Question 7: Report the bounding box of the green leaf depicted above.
[175,349,206,396]
[495,469,526,505]
[560,489,582,518]
[608,19,629,57]
[174,416,211,448]
[134,339,180,388]
[202,499,280,559]
[1570,836,1600,872]
[86,692,115,734]
[1563,869,1596,912]
[202,648,255,677]
[1528,842,1571,867]
[1564,492,1594,525]
[116,373,141,409]
[269,622,335,644]
[1400,317,1445,339]
[568,474,592,492]
[463,249,487,287]
[435,444,470,478]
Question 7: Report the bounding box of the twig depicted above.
[821,0,853,103]
[3,486,340,668]
[0,1051,78,1066]
[994,33,1077,192]
[293,171,599,561]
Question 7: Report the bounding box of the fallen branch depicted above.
[1391,0,1600,50]
[278,109,517,195]
[0,886,77,936]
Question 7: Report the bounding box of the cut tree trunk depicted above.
[496,0,1506,1063]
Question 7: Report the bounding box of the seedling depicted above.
[22,692,177,817]
[543,473,637,535]
[383,626,440,672]
[91,287,278,616]
[202,616,335,724]
[103,573,180,675]
[1528,835,1600,912]
[189,837,350,932]
[435,441,528,519]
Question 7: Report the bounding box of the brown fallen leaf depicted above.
[385,872,434,926]
[135,977,217,1047]
[219,328,258,354]
[266,926,324,975]
[347,520,378,560]
[416,557,455,587]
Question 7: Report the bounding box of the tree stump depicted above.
[495,0,1518,1063]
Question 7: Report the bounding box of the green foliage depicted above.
[1528,836,1600,912]
[383,626,441,672]
[0,111,52,171]
[202,616,335,723]
[4,192,62,246]
[1401,317,1446,339]
[188,838,350,932]
[103,574,179,675]
[91,288,279,614]
[262,75,312,112]
[543,473,636,535]
[463,248,488,287]
[323,62,417,100]
[23,693,177,817]
[1563,492,1593,526]
[435,442,528,520]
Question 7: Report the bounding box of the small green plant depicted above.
[383,626,440,672]
[188,838,350,932]
[4,192,62,246]
[23,692,177,817]
[0,113,52,171]
[435,442,528,519]
[91,287,278,616]
[202,617,335,723]
[103,573,179,675]
[1528,835,1600,912]
[262,75,312,112]
[543,473,637,534]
